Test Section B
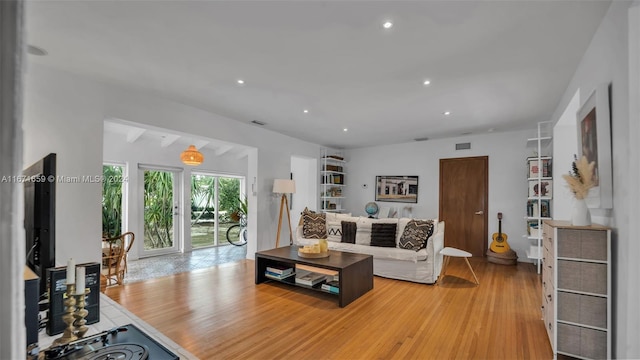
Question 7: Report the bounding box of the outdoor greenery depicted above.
[103,168,244,249]
[190,176,244,248]
[219,177,242,219]
[102,165,123,238]
[144,170,174,249]
[191,175,216,222]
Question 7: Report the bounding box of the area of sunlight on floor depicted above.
[125,245,247,283]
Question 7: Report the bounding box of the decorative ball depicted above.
[365,202,379,216]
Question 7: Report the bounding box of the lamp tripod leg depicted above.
[284,196,293,245]
[275,195,286,248]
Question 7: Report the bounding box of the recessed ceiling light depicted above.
[443,111,451,116]
[383,21,393,29]
[343,128,348,132]
[236,79,245,85]
[423,79,431,86]
[303,109,309,114]
[27,45,48,56]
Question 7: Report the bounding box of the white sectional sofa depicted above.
[294,213,444,284]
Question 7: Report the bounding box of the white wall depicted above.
[546,1,637,357]
[23,66,105,267]
[345,129,534,261]
[552,89,580,221]
[626,3,640,357]
[291,155,317,225]
[23,64,322,267]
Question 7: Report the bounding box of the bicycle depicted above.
[226,214,247,246]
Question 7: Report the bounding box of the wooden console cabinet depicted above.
[542,220,611,359]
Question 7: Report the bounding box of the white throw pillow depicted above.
[325,213,355,242]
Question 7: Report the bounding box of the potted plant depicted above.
[562,155,595,226]
[230,196,248,222]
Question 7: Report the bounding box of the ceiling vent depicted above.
[456,142,471,150]
[414,137,429,142]
[251,120,266,126]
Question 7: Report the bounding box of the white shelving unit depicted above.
[525,121,553,274]
[320,149,346,213]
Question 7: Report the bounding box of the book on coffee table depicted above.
[265,271,295,281]
[266,265,294,275]
[295,270,326,286]
[321,280,340,294]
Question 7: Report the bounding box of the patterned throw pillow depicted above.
[399,220,434,251]
[302,208,326,239]
[370,223,397,247]
[341,221,357,243]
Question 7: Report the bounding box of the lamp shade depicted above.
[273,179,296,194]
[180,145,204,166]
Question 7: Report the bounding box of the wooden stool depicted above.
[439,247,479,285]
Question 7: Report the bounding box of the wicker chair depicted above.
[121,232,135,274]
[101,232,134,290]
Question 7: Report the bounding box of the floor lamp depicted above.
[273,179,296,248]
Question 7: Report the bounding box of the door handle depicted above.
[474,210,484,215]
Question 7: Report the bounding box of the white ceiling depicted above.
[25,1,611,149]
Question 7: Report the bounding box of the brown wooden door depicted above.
[439,156,488,257]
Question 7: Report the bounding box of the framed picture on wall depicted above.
[375,176,418,203]
[577,83,613,209]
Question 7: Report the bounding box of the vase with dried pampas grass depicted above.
[563,155,595,226]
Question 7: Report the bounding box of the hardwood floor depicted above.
[104,257,553,359]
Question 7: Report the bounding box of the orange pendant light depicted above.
[180,145,204,166]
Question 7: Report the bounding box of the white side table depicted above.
[439,247,479,285]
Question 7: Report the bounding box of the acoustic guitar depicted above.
[490,212,510,253]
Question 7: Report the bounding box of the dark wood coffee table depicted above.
[255,246,373,307]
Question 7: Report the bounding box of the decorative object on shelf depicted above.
[273,179,296,247]
[528,158,552,178]
[298,239,329,258]
[375,175,418,203]
[73,288,90,338]
[180,144,204,166]
[528,179,553,197]
[364,202,379,218]
[402,206,413,218]
[52,283,77,345]
[571,198,592,226]
[563,155,595,226]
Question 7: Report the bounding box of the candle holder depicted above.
[73,288,90,338]
[52,283,78,345]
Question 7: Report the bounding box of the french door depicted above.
[140,166,182,257]
[191,173,244,248]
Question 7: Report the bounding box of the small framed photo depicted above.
[540,199,551,218]
[528,180,553,198]
[527,158,552,178]
[526,199,551,218]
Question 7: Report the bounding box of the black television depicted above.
[24,153,56,299]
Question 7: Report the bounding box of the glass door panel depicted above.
[142,168,180,255]
[218,177,241,245]
[191,174,216,248]
[102,164,124,238]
